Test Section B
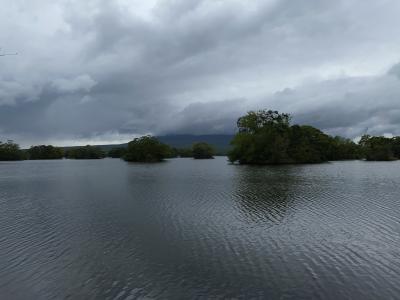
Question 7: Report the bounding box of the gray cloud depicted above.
[1,0,400,146]
[51,75,97,94]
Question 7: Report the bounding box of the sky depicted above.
[1,0,400,147]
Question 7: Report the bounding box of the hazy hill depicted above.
[158,135,233,154]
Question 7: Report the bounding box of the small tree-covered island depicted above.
[123,136,171,162]
[228,110,398,164]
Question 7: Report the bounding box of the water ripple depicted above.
[0,159,400,299]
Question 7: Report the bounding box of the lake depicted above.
[0,157,399,299]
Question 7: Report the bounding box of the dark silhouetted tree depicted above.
[0,140,25,161]
[28,145,64,160]
[65,145,105,159]
[107,147,127,158]
[123,136,170,162]
[359,135,395,161]
[192,142,214,159]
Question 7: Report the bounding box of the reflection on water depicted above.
[232,165,298,225]
[0,158,400,299]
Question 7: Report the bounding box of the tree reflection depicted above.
[232,165,300,225]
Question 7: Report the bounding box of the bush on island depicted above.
[192,142,214,159]
[0,140,25,161]
[28,145,64,160]
[123,136,170,162]
[108,147,127,158]
[359,135,397,161]
[65,145,105,159]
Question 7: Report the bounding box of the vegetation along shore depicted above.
[1,110,399,163]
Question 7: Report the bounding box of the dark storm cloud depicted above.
[1,0,400,145]
[165,72,400,138]
[388,63,400,78]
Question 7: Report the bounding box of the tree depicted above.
[107,147,127,158]
[359,135,395,161]
[228,109,361,164]
[65,145,105,159]
[192,142,214,159]
[177,148,194,158]
[329,136,362,160]
[0,140,25,161]
[229,110,292,164]
[165,147,180,159]
[391,137,400,158]
[237,110,291,134]
[123,136,170,162]
[28,145,64,160]
[287,125,332,163]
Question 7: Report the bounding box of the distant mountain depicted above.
[158,134,233,154]
[63,134,234,155]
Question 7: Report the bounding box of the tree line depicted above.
[359,135,400,161]
[0,138,215,162]
[1,109,400,163]
[0,143,107,161]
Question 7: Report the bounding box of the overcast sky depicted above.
[1,0,400,146]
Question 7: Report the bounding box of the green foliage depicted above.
[0,140,25,161]
[65,145,105,159]
[124,136,170,162]
[192,142,214,159]
[229,110,293,164]
[329,136,362,160]
[359,135,396,161]
[28,145,64,160]
[177,148,193,158]
[164,147,180,159]
[107,147,127,158]
[229,110,362,164]
[287,125,333,163]
[392,137,400,158]
[237,110,291,133]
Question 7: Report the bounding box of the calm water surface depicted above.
[0,158,399,299]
